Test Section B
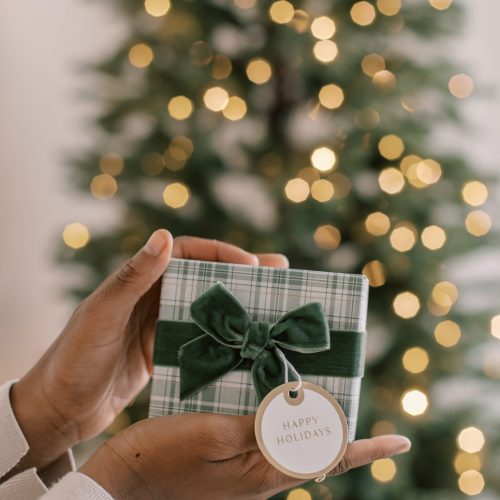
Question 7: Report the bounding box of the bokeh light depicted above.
[465,210,492,237]
[393,292,421,319]
[313,40,338,63]
[351,1,377,26]
[401,389,428,416]
[99,153,124,176]
[63,223,90,249]
[311,146,336,172]
[168,96,194,120]
[434,320,461,347]
[319,84,344,109]
[454,452,482,474]
[491,315,500,339]
[314,225,341,249]
[144,0,171,17]
[286,488,312,500]
[310,16,336,39]
[269,1,294,24]
[390,223,417,252]
[362,260,387,287]
[458,470,485,496]
[203,86,229,112]
[378,167,405,194]
[246,58,272,84]
[377,0,401,16]
[128,43,154,68]
[462,181,488,207]
[402,347,429,374]
[371,458,396,482]
[421,225,446,250]
[449,74,474,99]
[285,178,310,203]
[378,134,405,160]
[311,179,334,202]
[222,96,247,120]
[373,70,396,91]
[361,53,386,77]
[90,174,117,200]
[365,212,391,236]
[457,427,485,454]
[163,182,190,208]
[429,0,453,10]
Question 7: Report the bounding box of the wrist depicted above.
[10,377,78,472]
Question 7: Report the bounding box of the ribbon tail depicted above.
[251,349,299,402]
[179,334,242,399]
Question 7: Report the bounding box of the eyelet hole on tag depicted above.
[284,387,304,406]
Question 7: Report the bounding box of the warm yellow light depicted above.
[169,136,194,161]
[99,153,124,176]
[246,58,272,84]
[365,212,391,236]
[90,174,117,200]
[361,53,386,77]
[144,0,171,17]
[465,210,492,237]
[168,96,193,120]
[491,315,500,339]
[371,458,396,482]
[432,281,458,308]
[212,54,232,80]
[354,107,380,129]
[400,155,421,176]
[141,152,165,176]
[421,225,446,250]
[378,134,405,160]
[203,86,229,112]
[373,70,396,91]
[390,224,417,252]
[402,347,429,374]
[377,0,401,16]
[310,16,336,39]
[311,179,334,202]
[449,74,474,99]
[378,167,405,194]
[314,225,341,250]
[128,43,154,68]
[290,9,310,33]
[313,40,338,63]
[63,223,90,249]
[371,420,396,436]
[286,488,312,500]
[233,0,257,8]
[393,292,420,319]
[429,0,453,10]
[462,181,488,207]
[401,389,428,416]
[362,260,386,287]
[163,182,190,208]
[222,96,247,121]
[351,1,377,26]
[269,1,294,24]
[434,320,461,347]
[285,178,310,203]
[454,452,482,474]
[457,427,485,454]
[330,173,352,199]
[458,470,485,496]
[413,159,442,186]
[311,146,336,172]
[319,84,344,110]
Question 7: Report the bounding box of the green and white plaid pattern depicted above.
[149,259,369,442]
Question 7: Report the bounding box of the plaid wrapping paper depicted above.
[149,258,369,442]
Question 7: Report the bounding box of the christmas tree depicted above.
[61,0,499,497]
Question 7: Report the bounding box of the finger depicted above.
[172,236,258,265]
[330,435,411,476]
[255,253,289,268]
[93,230,173,310]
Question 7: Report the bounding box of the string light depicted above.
[269,1,294,24]
[457,427,485,454]
[491,315,500,339]
[371,458,396,482]
[432,281,458,308]
[144,0,171,17]
[311,179,334,202]
[462,181,488,207]
[212,55,232,80]
[319,84,344,110]
[434,320,461,347]
[222,96,247,120]
[310,16,336,39]
[378,167,405,194]
[362,260,387,287]
[203,86,229,112]
[63,223,90,249]
[313,40,338,63]
[458,470,485,496]
[449,74,474,99]
[465,211,491,237]
[351,1,377,26]
[365,212,391,236]
[90,174,117,200]
[429,0,453,10]
[402,347,429,374]
[286,489,312,500]
[401,389,428,416]
[377,0,401,16]
[285,178,310,203]
[454,452,482,474]
[314,225,341,250]
[361,53,386,77]
[311,146,336,172]
[168,96,193,120]
[378,134,405,160]
[390,223,417,252]
[421,225,446,250]
[99,153,124,176]
[128,43,154,68]
[373,70,396,91]
[393,291,420,319]
[163,182,190,208]
[246,58,272,84]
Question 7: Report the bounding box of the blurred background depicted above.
[1,0,499,498]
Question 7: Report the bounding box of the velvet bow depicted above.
[178,282,331,402]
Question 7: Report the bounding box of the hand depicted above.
[11,231,288,472]
[80,413,411,499]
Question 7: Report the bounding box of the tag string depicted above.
[275,347,303,393]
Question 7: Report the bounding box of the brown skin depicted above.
[8,230,411,497]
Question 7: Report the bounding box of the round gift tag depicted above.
[255,382,348,480]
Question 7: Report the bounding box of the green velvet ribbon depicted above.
[167,282,335,402]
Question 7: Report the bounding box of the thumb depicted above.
[96,229,173,310]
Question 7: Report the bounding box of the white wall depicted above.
[0,0,499,382]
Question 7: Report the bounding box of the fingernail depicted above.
[143,230,169,256]
[394,437,412,454]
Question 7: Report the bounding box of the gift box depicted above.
[149,258,368,441]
